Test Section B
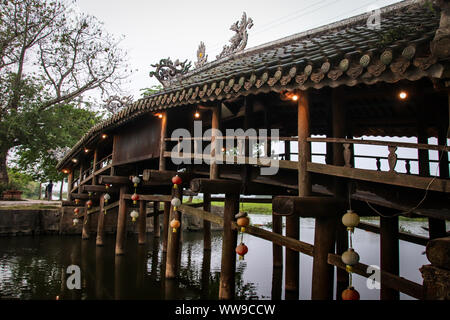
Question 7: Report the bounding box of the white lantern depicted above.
[130,209,139,222]
[132,176,141,187]
[73,218,79,226]
[104,193,111,202]
[171,197,181,208]
[342,210,360,230]
[341,248,360,266]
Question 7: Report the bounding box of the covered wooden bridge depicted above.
[57,0,450,300]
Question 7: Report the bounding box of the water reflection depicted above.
[0,215,430,300]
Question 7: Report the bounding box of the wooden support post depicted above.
[203,193,211,251]
[95,247,105,299]
[165,186,182,279]
[272,212,283,268]
[162,201,170,253]
[82,202,90,240]
[331,87,348,299]
[201,248,212,299]
[92,149,98,185]
[78,163,83,194]
[138,200,147,245]
[271,260,283,300]
[115,185,128,255]
[380,216,400,300]
[284,140,291,160]
[159,112,167,171]
[219,192,239,300]
[67,172,73,201]
[311,216,337,300]
[298,90,311,196]
[59,177,64,201]
[96,193,105,246]
[285,214,299,300]
[153,201,160,238]
[210,105,220,180]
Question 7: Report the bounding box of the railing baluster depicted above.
[405,159,411,174]
[376,157,381,171]
[388,146,398,173]
[343,143,351,167]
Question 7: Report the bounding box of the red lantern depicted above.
[74,199,80,205]
[237,216,250,232]
[172,175,182,188]
[131,193,139,204]
[170,219,181,233]
[74,208,79,214]
[341,287,360,300]
[236,243,248,260]
[86,200,93,208]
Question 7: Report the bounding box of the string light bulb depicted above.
[194,111,200,119]
[292,94,299,101]
[398,91,408,100]
[101,133,108,139]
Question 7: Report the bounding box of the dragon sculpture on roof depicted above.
[217,12,254,59]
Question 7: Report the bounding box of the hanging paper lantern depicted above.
[342,209,360,231]
[236,243,248,260]
[237,216,250,233]
[170,219,181,233]
[171,197,181,210]
[73,218,79,226]
[342,248,360,266]
[73,207,79,215]
[75,199,80,205]
[86,199,93,208]
[104,193,111,204]
[341,287,360,300]
[105,184,111,190]
[130,210,139,222]
[172,175,182,189]
[131,193,139,204]
[132,176,141,188]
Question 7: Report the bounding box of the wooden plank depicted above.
[122,194,171,202]
[87,200,119,215]
[98,175,130,185]
[211,197,273,203]
[307,162,450,193]
[358,222,429,246]
[81,185,119,193]
[178,204,224,226]
[327,253,423,299]
[190,178,242,194]
[70,193,99,200]
[142,169,192,185]
[272,196,346,217]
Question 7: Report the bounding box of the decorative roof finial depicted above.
[195,41,208,68]
[216,12,253,60]
[149,58,192,88]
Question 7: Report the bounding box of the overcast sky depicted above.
[75,0,403,99]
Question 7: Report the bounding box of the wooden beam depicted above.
[138,200,147,245]
[153,201,160,238]
[81,185,119,193]
[142,169,192,185]
[358,222,428,246]
[122,194,171,202]
[328,253,423,300]
[190,178,242,194]
[307,162,450,193]
[98,175,130,185]
[70,193,100,200]
[96,194,105,246]
[81,201,90,240]
[210,105,221,180]
[272,196,346,217]
[178,204,224,226]
[159,112,167,171]
[162,201,170,253]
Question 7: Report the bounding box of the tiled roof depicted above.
[57,0,445,170]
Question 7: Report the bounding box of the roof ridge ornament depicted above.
[216,12,253,60]
[195,41,208,68]
[104,95,134,114]
[149,57,192,88]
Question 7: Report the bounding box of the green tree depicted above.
[140,84,163,98]
[0,0,130,185]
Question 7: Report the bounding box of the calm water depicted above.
[0,215,431,300]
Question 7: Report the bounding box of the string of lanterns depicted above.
[130,176,141,222]
[170,174,183,233]
[235,202,250,260]
[341,209,361,300]
[104,184,111,215]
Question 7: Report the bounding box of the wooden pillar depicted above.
[201,247,212,299]
[81,202,90,240]
[272,212,283,268]
[95,247,105,299]
[153,201,160,238]
[115,185,128,255]
[78,163,83,194]
[59,177,64,200]
[203,193,211,251]
[438,128,449,179]
[210,105,220,179]
[380,216,400,300]
[311,216,338,300]
[96,193,105,246]
[138,200,147,245]
[298,90,312,197]
[165,186,182,279]
[284,140,291,160]
[162,201,171,253]
[159,112,167,171]
[331,87,348,299]
[92,149,98,185]
[219,192,239,300]
[285,214,299,299]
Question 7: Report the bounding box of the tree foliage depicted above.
[0,0,130,185]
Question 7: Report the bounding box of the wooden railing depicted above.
[95,154,112,171]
